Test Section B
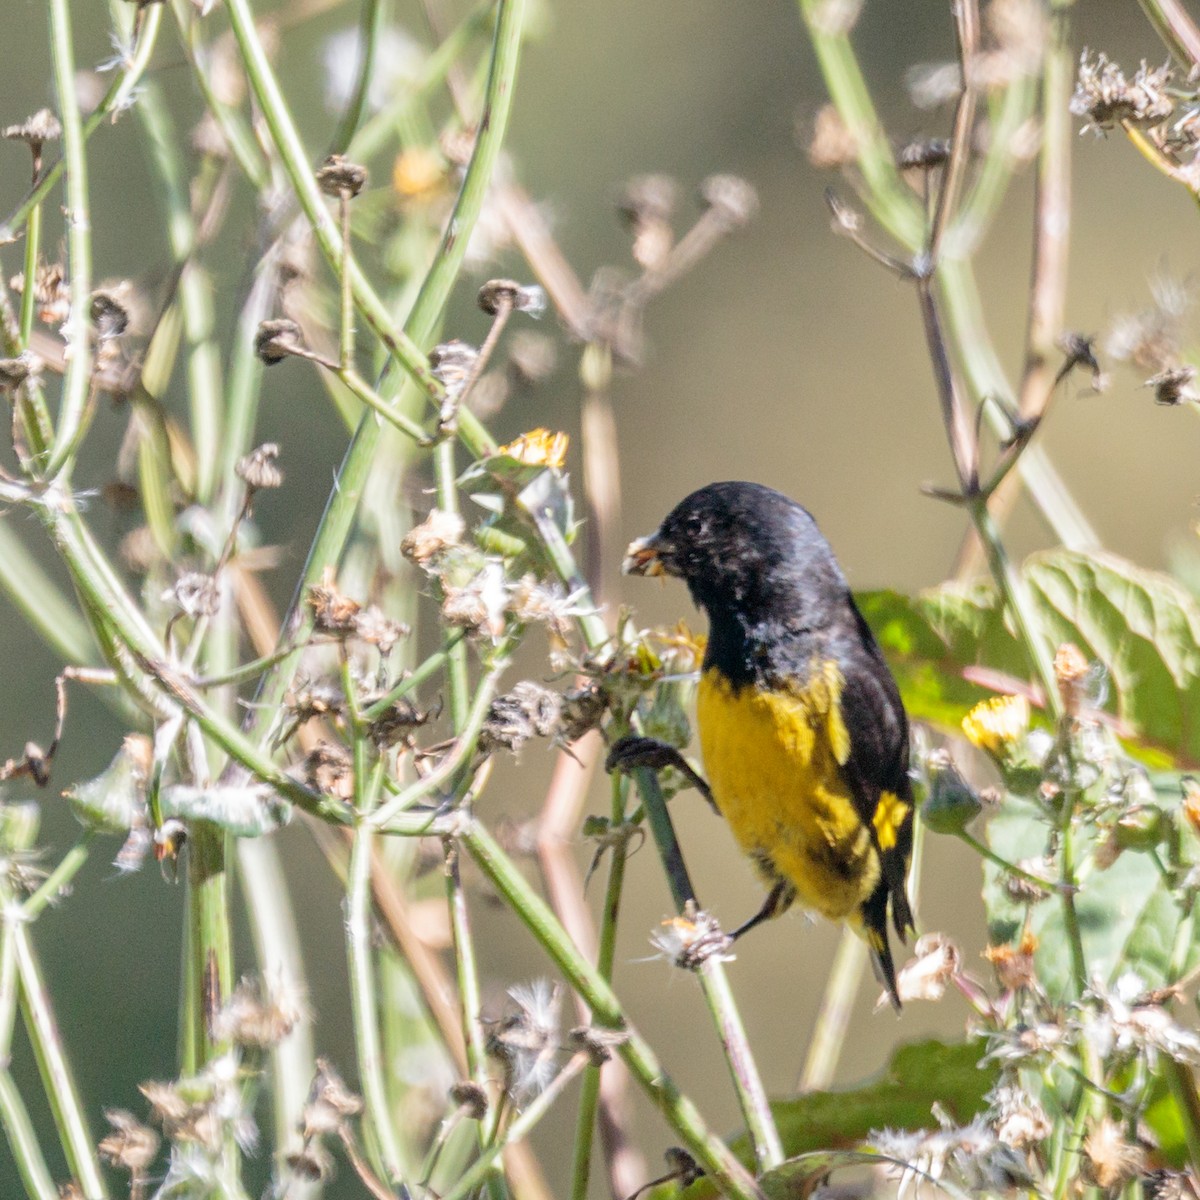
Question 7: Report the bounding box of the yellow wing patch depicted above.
[872,791,910,852]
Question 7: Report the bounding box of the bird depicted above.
[621,480,915,1009]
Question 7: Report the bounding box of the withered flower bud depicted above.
[663,1147,704,1188]
[4,109,62,149]
[307,569,361,634]
[254,317,305,365]
[650,904,733,970]
[807,105,859,169]
[983,929,1038,992]
[0,352,40,389]
[401,508,465,566]
[236,442,283,491]
[90,290,130,341]
[212,974,307,1049]
[303,741,355,802]
[1147,364,1198,406]
[559,683,608,742]
[477,278,545,317]
[566,1025,630,1067]
[617,174,677,228]
[368,697,432,747]
[1054,642,1090,715]
[1071,52,1173,135]
[316,153,368,198]
[351,605,409,655]
[429,340,479,398]
[286,1142,333,1182]
[1082,1117,1146,1190]
[1055,331,1105,391]
[896,137,952,170]
[449,1080,489,1121]
[98,1109,160,1175]
[698,174,759,230]
[165,572,219,618]
[480,682,562,754]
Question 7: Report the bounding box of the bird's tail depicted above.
[861,885,902,1011]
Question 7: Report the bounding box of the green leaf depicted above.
[861,549,1200,769]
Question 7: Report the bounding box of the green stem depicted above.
[223,0,525,756]
[14,924,108,1198]
[798,929,868,1091]
[44,0,95,478]
[21,836,91,921]
[330,0,389,155]
[463,821,765,1200]
[184,823,235,1070]
[570,778,630,1200]
[348,764,410,1184]
[441,1054,590,1200]
[0,1071,58,1200]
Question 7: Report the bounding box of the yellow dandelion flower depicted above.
[962,694,1030,757]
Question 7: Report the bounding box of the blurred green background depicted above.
[0,0,1197,1195]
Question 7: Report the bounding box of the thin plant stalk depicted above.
[462,820,766,1200]
[14,925,108,1198]
[440,1054,590,1200]
[348,760,410,1185]
[0,1071,58,1200]
[798,930,868,1092]
[44,0,94,478]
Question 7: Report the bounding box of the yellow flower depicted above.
[495,428,569,470]
[961,694,1030,757]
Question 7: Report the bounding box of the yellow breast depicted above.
[696,665,879,921]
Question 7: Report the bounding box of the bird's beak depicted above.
[623,532,673,577]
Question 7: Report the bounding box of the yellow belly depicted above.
[696,666,879,921]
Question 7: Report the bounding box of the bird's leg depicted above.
[604,734,716,812]
[727,881,795,942]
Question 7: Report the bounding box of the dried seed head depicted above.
[303,1059,363,1139]
[983,929,1038,992]
[1003,857,1054,903]
[448,1080,489,1121]
[303,741,354,802]
[236,442,284,491]
[307,569,361,635]
[429,340,479,399]
[1106,274,1192,371]
[0,351,41,389]
[212,974,307,1049]
[1054,642,1091,715]
[90,290,131,341]
[650,903,733,970]
[3,109,62,151]
[1056,331,1106,391]
[401,508,465,567]
[663,1148,704,1188]
[806,104,859,170]
[566,1024,630,1067]
[617,174,677,227]
[286,1142,333,1182]
[1071,51,1174,135]
[476,278,546,318]
[367,697,433,748]
[441,560,508,638]
[698,174,759,230]
[11,262,70,326]
[351,605,409,655]
[315,153,368,197]
[886,932,961,1007]
[897,137,953,171]
[164,572,219,618]
[1082,1117,1146,1190]
[480,682,562,754]
[559,682,608,742]
[98,1109,160,1174]
[254,317,305,365]
[1144,1170,1200,1200]
[988,1083,1051,1149]
[617,174,677,269]
[489,980,562,1100]
[1147,364,1199,406]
